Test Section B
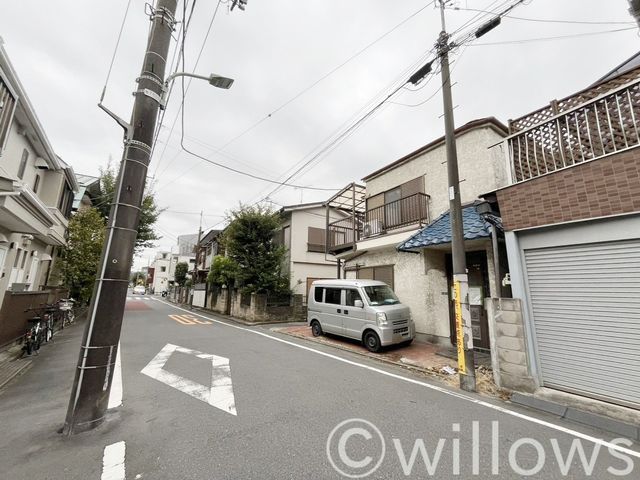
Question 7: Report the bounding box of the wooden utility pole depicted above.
[437,0,476,392]
[63,0,178,434]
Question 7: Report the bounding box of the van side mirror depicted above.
[354,299,364,308]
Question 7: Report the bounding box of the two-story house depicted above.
[278,201,349,296]
[0,41,77,304]
[327,117,508,349]
[485,54,640,409]
[193,229,222,284]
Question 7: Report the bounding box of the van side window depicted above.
[324,288,341,304]
[344,289,362,306]
[314,287,323,303]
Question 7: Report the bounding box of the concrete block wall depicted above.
[486,298,537,393]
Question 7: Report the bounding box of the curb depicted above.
[0,358,32,391]
[511,393,640,441]
[273,327,462,384]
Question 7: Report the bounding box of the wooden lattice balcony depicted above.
[507,73,640,183]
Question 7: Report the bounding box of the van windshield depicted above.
[363,285,399,306]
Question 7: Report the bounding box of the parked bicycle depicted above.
[57,298,75,328]
[22,306,49,356]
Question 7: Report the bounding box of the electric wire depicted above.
[100,0,133,102]
[470,26,637,46]
[155,2,437,189]
[153,0,223,179]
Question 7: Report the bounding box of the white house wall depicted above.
[286,207,343,294]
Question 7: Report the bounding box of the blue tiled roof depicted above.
[397,205,492,251]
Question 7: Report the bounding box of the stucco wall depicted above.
[286,207,343,293]
[365,126,507,220]
[344,246,450,342]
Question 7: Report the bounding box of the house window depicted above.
[357,265,394,289]
[13,248,22,268]
[33,174,40,194]
[307,227,326,253]
[58,183,74,218]
[17,149,29,179]
[0,80,17,152]
[160,266,166,273]
[366,177,425,232]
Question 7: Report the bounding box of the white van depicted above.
[307,279,415,352]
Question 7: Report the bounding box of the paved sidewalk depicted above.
[272,324,507,398]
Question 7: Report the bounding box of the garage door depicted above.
[524,239,640,408]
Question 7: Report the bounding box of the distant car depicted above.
[132,285,146,295]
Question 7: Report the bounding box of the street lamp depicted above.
[164,72,234,89]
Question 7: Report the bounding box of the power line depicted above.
[257,0,528,203]
[217,1,436,149]
[156,2,436,189]
[453,7,637,25]
[99,0,132,102]
[153,0,223,179]
[470,26,637,46]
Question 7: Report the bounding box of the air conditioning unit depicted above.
[363,219,384,237]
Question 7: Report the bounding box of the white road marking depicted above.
[101,441,126,480]
[158,300,640,459]
[108,342,123,409]
[141,343,236,415]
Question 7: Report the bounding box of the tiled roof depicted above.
[397,204,492,251]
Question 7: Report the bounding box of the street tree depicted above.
[97,161,164,251]
[55,207,106,304]
[207,255,238,287]
[223,205,289,293]
[174,262,189,286]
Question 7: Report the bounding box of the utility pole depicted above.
[63,0,178,435]
[437,0,476,392]
[190,210,203,309]
[630,0,640,28]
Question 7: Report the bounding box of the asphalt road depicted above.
[0,293,638,479]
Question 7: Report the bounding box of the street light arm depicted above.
[164,72,234,89]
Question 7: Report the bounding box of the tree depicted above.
[55,207,106,304]
[130,271,145,285]
[207,255,238,287]
[174,262,188,286]
[223,204,289,294]
[97,161,164,252]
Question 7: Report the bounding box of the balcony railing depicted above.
[327,214,363,252]
[364,193,429,237]
[327,193,429,252]
[508,78,640,183]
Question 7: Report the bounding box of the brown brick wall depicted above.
[497,149,640,231]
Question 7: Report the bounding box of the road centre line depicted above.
[156,300,640,459]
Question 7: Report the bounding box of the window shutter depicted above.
[307,227,326,252]
[374,265,394,289]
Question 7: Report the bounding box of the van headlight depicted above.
[376,312,388,326]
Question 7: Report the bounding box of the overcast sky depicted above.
[1,0,637,269]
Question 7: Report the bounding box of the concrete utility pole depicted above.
[630,0,640,28]
[63,0,178,435]
[437,0,476,392]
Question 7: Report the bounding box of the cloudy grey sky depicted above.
[0,0,637,268]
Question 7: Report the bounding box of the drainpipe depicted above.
[490,224,501,298]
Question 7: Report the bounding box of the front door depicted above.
[447,251,491,350]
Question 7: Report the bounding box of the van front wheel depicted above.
[310,320,323,337]
[364,331,381,353]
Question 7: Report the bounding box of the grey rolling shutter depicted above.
[524,239,640,408]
